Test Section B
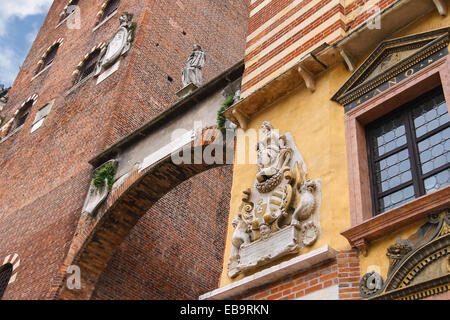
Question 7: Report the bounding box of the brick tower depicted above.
[0,0,248,300]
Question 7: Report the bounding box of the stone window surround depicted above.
[341,55,450,256]
[92,0,119,32]
[31,39,64,81]
[66,42,106,95]
[0,94,39,144]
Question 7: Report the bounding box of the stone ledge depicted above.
[199,245,337,300]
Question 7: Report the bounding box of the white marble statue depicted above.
[182,44,206,87]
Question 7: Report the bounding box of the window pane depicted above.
[418,127,450,174]
[424,168,450,194]
[374,148,412,192]
[370,114,407,157]
[412,88,448,138]
[378,185,415,213]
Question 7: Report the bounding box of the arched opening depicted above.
[50,127,234,300]
[36,43,60,75]
[0,263,13,299]
[76,49,101,84]
[91,165,233,299]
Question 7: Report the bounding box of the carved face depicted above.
[259,224,271,239]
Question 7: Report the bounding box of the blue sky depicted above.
[0,0,53,87]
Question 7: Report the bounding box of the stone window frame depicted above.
[0,94,39,143]
[67,42,106,95]
[93,0,120,31]
[341,55,450,256]
[32,38,64,80]
[56,0,80,28]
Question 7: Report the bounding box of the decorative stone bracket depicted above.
[298,66,316,92]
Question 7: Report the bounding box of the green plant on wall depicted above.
[217,96,235,132]
[93,162,116,191]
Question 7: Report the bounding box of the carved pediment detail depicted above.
[360,210,450,300]
[332,27,450,106]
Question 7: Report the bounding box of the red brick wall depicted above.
[239,250,361,300]
[0,0,248,300]
[91,166,233,300]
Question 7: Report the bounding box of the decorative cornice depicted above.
[332,27,450,106]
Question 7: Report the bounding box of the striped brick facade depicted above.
[242,0,399,98]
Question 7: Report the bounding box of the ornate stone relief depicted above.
[97,13,136,73]
[228,121,321,279]
[360,210,450,300]
[82,160,118,216]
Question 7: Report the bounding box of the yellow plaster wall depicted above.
[220,63,353,287]
[219,9,450,288]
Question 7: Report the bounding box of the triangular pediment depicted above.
[332,28,450,107]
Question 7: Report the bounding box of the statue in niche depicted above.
[228,121,322,279]
[182,44,206,87]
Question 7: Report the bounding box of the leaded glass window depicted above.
[367,86,450,215]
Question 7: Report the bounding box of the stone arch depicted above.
[48,127,233,299]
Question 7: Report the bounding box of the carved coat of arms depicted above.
[228,121,321,278]
[96,13,136,74]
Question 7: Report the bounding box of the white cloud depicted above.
[0,0,53,37]
[0,48,22,86]
[0,0,52,86]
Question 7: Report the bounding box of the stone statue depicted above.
[182,44,206,87]
[255,121,291,193]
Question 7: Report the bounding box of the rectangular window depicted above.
[366,86,450,215]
